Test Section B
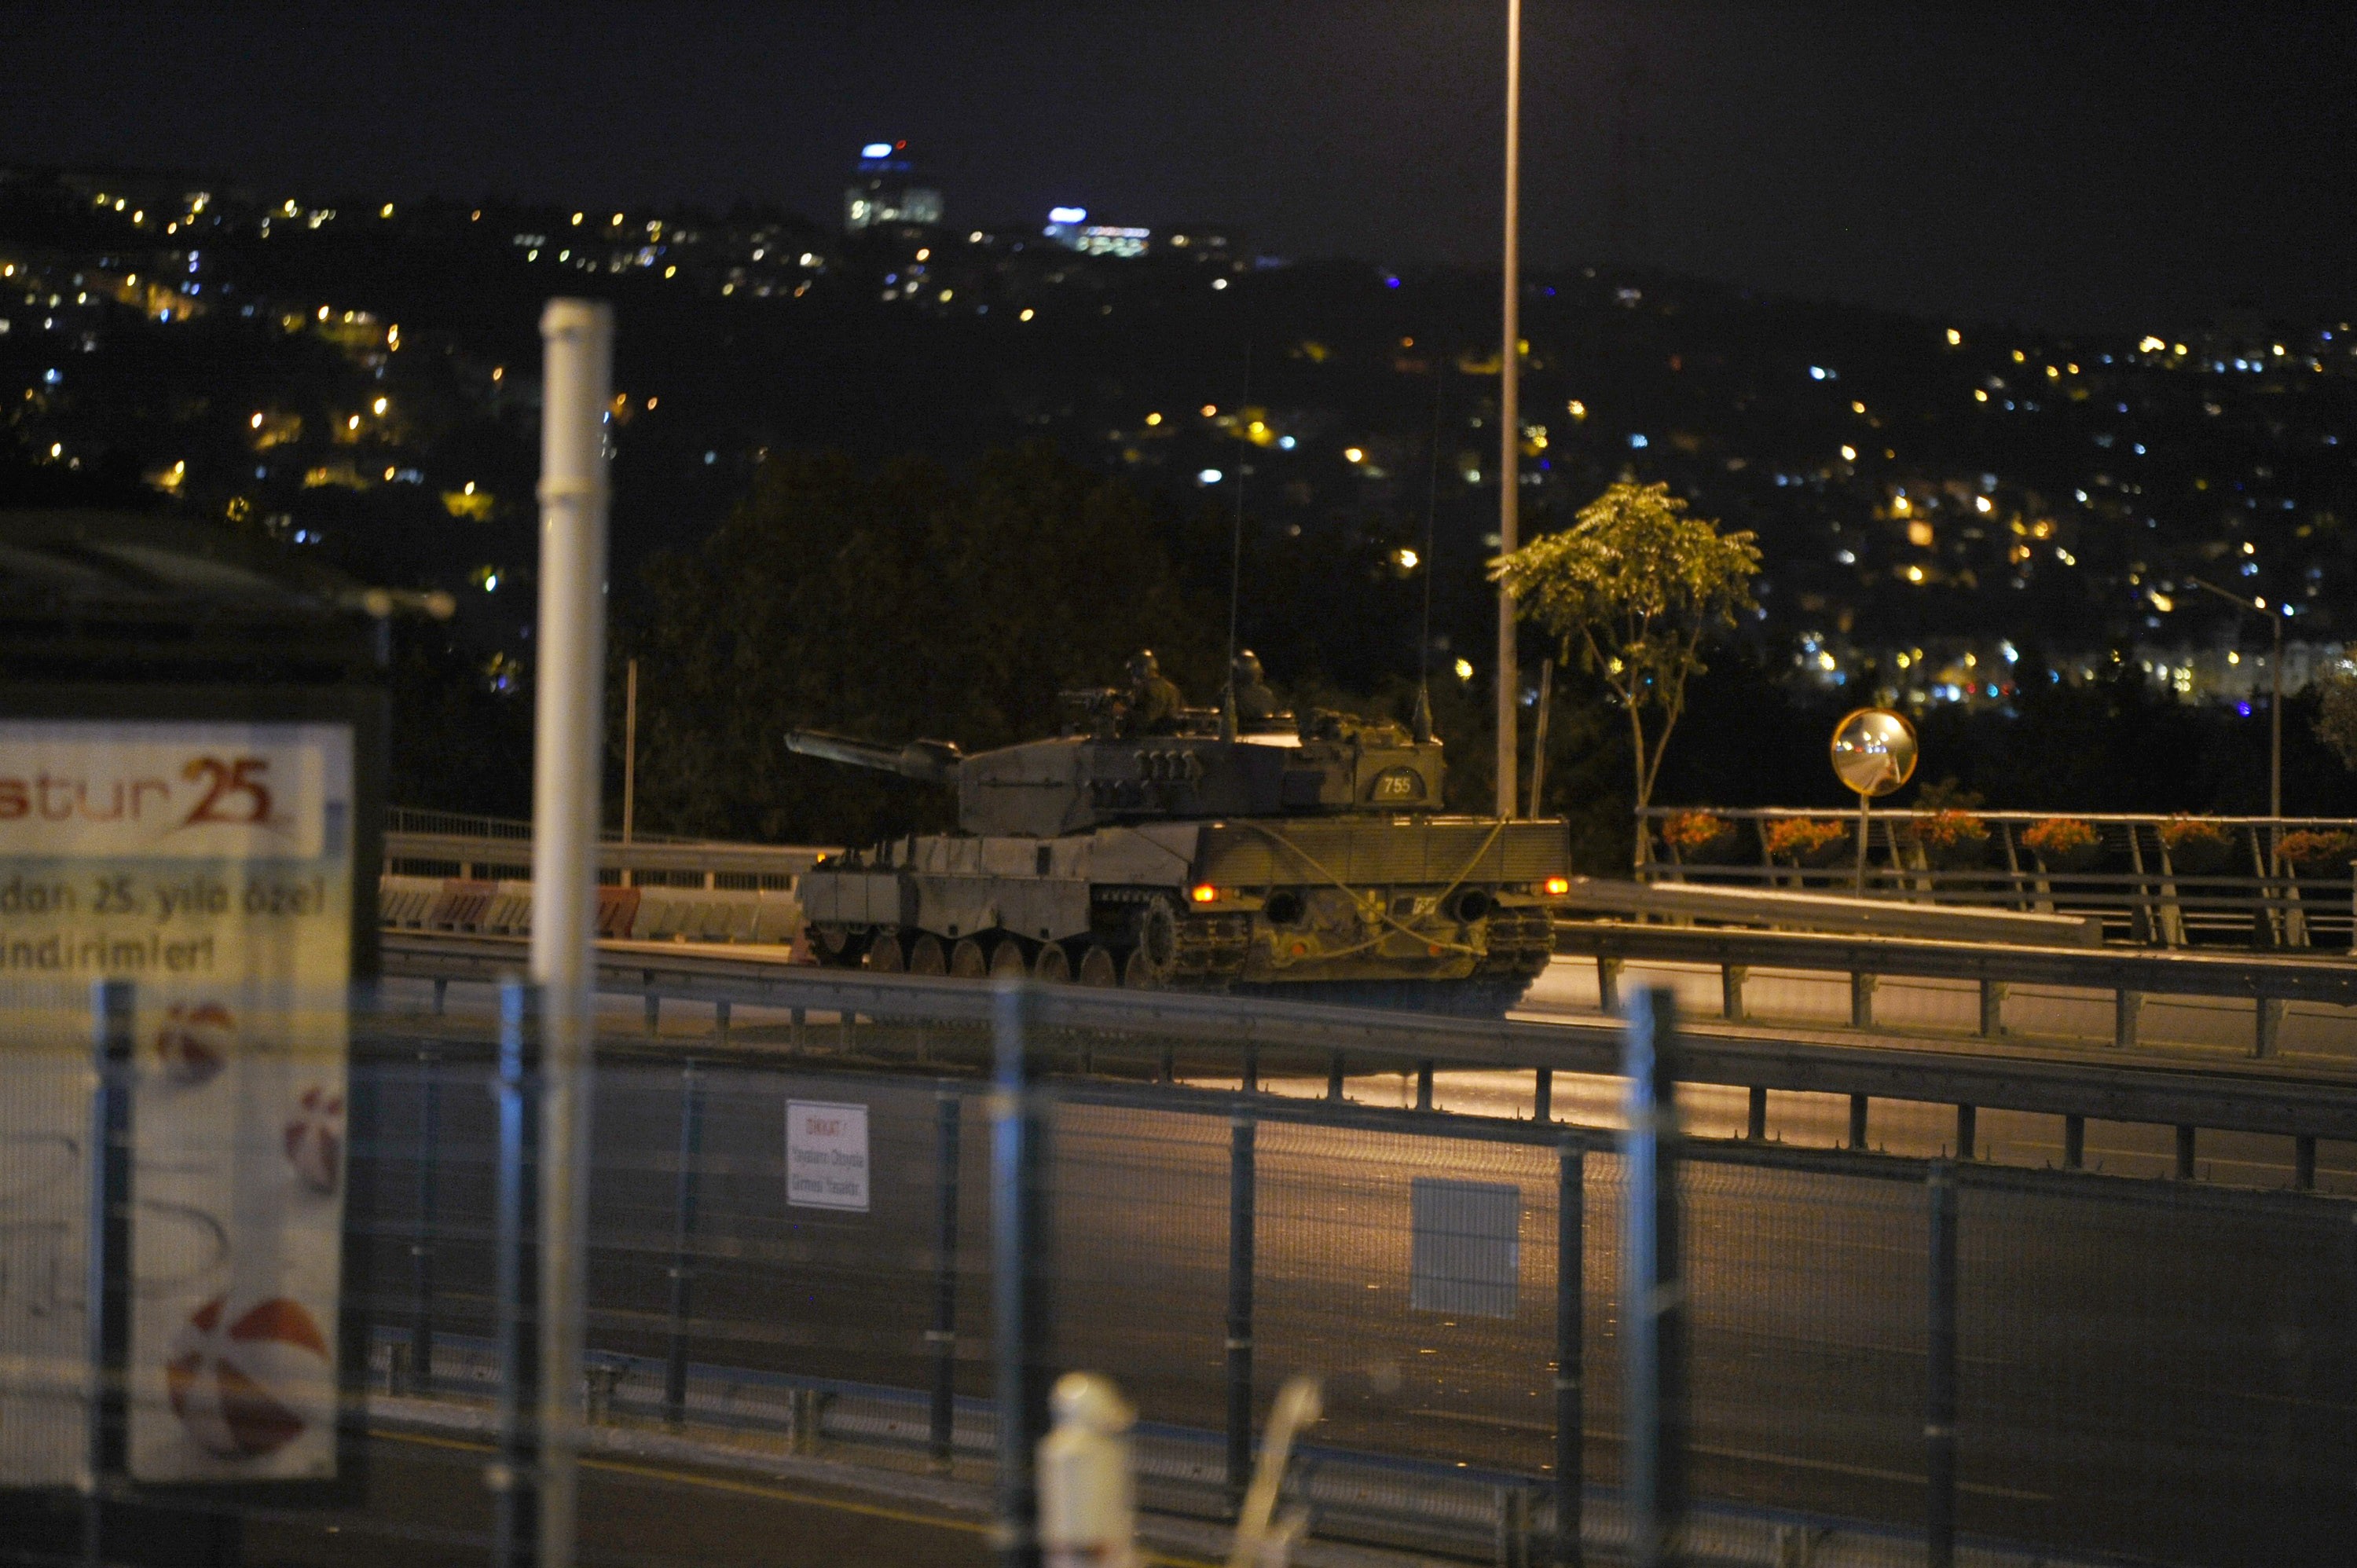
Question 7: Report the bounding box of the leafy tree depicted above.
[2316,672,2357,771]
[1489,481,1760,837]
[621,443,1218,845]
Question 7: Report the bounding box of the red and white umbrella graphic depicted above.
[165,1295,332,1459]
[155,1002,234,1087]
[283,1086,345,1195]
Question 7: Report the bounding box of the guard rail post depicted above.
[1596,956,1622,1016]
[1534,1068,1553,1123]
[2255,997,2284,1059]
[663,1060,705,1430]
[2296,1135,2319,1191]
[991,980,1052,1568]
[1850,971,1876,1030]
[2063,1116,2086,1170]
[492,979,543,1568]
[930,1088,963,1470]
[408,1048,441,1394]
[1746,1086,1767,1141]
[1415,1061,1435,1111]
[643,975,658,1039]
[1621,988,1685,1568]
[2176,1125,2197,1180]
[1326,1051,1347,1101]
[714,998,731,1046]
[2114,990,2142,1050]
[1848,1094,1869,1152]
[1226,1108,1257,1514]
[1977,980,2005,1039]
[1720,964,1747,1023]
[1954,1105,1977,1161]
[1926,1160,1959,1568]
[1553,1142,1585,1567]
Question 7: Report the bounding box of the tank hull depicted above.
[799,815,1566,1006]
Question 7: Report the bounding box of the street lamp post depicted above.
[1494,0,1523,819]
[2187,575,2288,841]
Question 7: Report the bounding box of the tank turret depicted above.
[786,707,1446,840]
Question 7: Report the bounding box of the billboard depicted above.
[0,718,356,1488]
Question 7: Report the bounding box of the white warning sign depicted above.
[0,718,353,1488]
[786,1101,871,1212]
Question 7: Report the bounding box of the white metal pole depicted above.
[530,296,613,1568]
[1494,0,1523,820]
[621,658,639,881]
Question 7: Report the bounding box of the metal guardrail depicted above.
[383,830,831,886]
[1635,807,2357,951]
[1558,875,2103,946]
[387,806,701,844]
[377,930,2357,1153]
[1552,919,2357,1057]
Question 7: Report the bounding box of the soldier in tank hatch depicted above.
[1230,649,1280,724]
[1120,649,1186,736]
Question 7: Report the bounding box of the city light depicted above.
[1945,328,1962,346]
[1396,548,1420,570]
[1018,308,1035,321]
[1839,445,1857,461]
[372,397,387,416]
[1144,412,1162,426]
[1453,658,1475,681]
[1047,207,1087,224]
[1343,447,1365,463]
[379,203,394,218]
[1197,468,1223,485]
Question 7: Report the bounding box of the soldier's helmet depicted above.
[1127,649,1160,682]
[1232,649,1264,683]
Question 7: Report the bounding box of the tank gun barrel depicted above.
[786,729,964,786]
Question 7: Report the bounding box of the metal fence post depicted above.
[2062,1114,2086,1169]
[1534,1068,1553,1123]
[1621,988,1685,1568]
[1554,1142,1584,1567]
[1226,1110,1257,1514]
[1954,1105,1977,1162]
[493,980,543,1568]
[663,1061,706,1429]
[1926,1160,1959,1568]
[1848,1094,1869,1152]
[83,979,134,1566]
[991,980,1052,1568]
[409,1049,441,1395]
[930,1088,963,1470]
[1745,1086,1767,1141]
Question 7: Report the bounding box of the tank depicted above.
[786,689,1569,1013]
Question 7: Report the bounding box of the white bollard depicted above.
[1039,1372,1140,1568]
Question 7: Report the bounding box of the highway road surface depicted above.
[352,1029,2357,1568]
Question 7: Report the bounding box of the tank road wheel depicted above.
[950,937,989,978]
[1032,942,1072,984]
[813,925,869,967]
[1125,898,1179,988]
[989,939,1030,980]
[865,930,905,973]
[1077,943,1120,987]
[908,934,948,976]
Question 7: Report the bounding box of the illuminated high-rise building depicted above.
[843,141,943,233]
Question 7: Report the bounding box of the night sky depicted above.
[6,2,2351,332]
